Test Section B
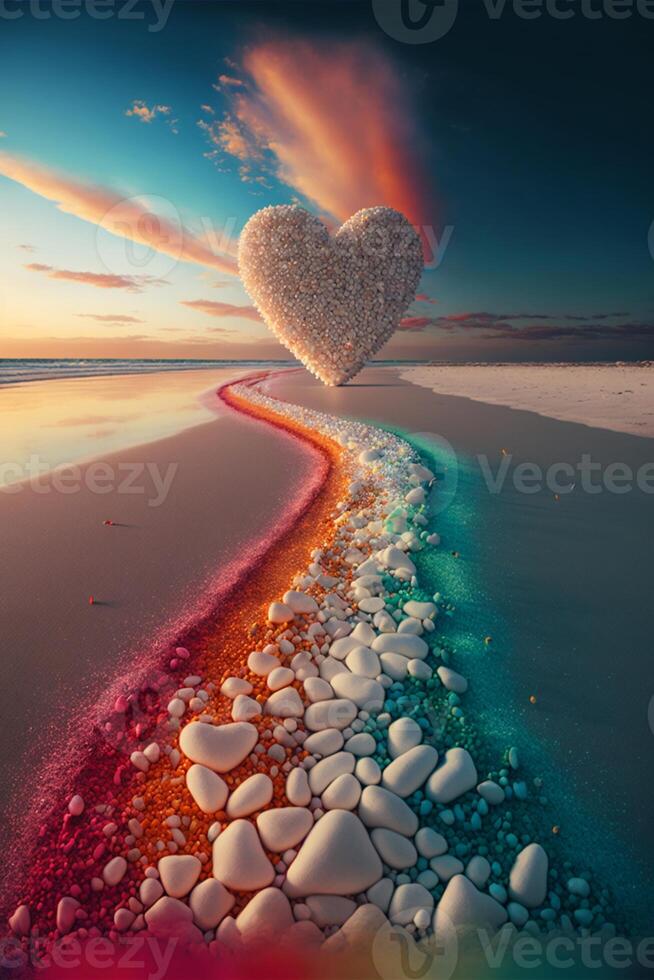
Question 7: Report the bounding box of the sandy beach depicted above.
[400,363,654,438]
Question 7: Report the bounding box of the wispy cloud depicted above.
[25,262,166,292]
[0,151,238,275]
[17,243,36,252]
[76,313,145,323]
[399,309,650,343]
[0,131,7,139]
[125,100,171,124]
[415,293,438,305]
[181,298,261,321]
[215,74,244,89]
[212,39,435,248]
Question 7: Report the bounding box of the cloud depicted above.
[0,151,238,275]
[18,243,36,252]
[216,74,244,89]
[181,298,261,321]
[125,100,171,124]
[0,131,6,138]
[76,313,145,323]
[200,104,215,115]
[214,40,435,253]
[25,262,166,292]
[400,316,437,332]
[415,293,438,305]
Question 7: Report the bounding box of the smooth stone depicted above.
[351,622,377,645]
[280,920,324,949]
[56,897,79,935]
[374,610,397,633]
[437,666,468,694]
[221,677,253,698]
[378,546,416,574]
[231,695,262,722]
[267,667,295,691]
[358,785,418,836]
[186,764,229,815]
[381,744,438,798]
[257,807,313,851]
[567,877,590,899]
[371,828,417,870]
[355,757,382,786]
[264,688,304,718]
[372,633,428,660]
[304,699,357,731]
[309,752,355,795]
[430,855,464,881]
[477,780,505,805]
[414,827,448,859]
[268,601,295,624]
[189,878,234,930]
[179,722,258,773]
[285,811,382,897]
[304,728,344,756]
[139,878,164,908]
[345,647,381,678]
[283,590,319,615]
[344,732,376,756]
[379,652,410,681]
[212,820,274,891]
[388,883,434,925]
[403,600,437,619]
[321,904,388,954]
[466,856,491,889]
[303,677,334,703]
[426,748,478,804]
[358,596,385,614]
[407,659,432,680]
[103,856,127,887]
[306,895,356,927]
[9,905,30,937]
[329,637,362,661]
[387,717,423,759]
[509,844,549,908]
[248,651,279,675]
[405,487,425,506]
[158,855,201,898]
[321,773,362,810]
[236,887,293,942]
[367,878,394,913]
[433,876,507,937]
[397,617,423,635]
[319,657,350,682]
[226,773,273,818]
[145,896,194,937]
[286,767,311,806]
[330,673,384,710]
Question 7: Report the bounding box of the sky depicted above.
[1,0,653,362]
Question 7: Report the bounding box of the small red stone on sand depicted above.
[89,595,95,605]
[103,520,113,526]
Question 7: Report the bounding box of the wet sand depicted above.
[0,378,314,858]
[268,366,654,924]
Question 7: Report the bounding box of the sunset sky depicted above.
[1,2,653,362]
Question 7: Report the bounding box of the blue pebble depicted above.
[489,884,507,904]
[506,833,518,848]
[508,747,520,769]
[439,809,455,826]
[417,857,428,871]
[419,800,433,817]
[513,781,528,800]
[453,804,465,822]
[477,799,489,816]
[567,877,590,898]
[540,909,556,922]
[508,902,529,927]
[574,909,594,928]
[470,812,482,832]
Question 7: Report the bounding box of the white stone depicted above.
[186,764,228,814]
[221,677,253,698]
[351,622,377,645]
[387,717,423,759]
[189,878,234,930]
[286,767,311,806]
[179,722,258,773]
[371,828,417,870]
[430,855,464,881]
[358,596,385,614]
[321,904,388,954]
[433,875,507,938]
[237,887,294,942]
[321,773,362,810]
[284,810,382,897]
[329,636,363,661]
[466,856,491,889]
[403,600,437,619]
[145,896,194,937]
[158,855,201,898]
[139,878,164,908]
[309,752,355,795]
[437,666,468,694]
[426,748,478,804]
[304,699,357,731]
[477,780,505,805]
[103,856,127,887]
[414,827,448,859]
[388,883,434,925]
[303,677,334,703]
[367,878,394,913]
[256,806,312,853]
[267,667,295,691]
[379,653,410,681]
[306,895,356,927]
[509,843,549,908]
[264,688,304,718]
[212,820,274,891]
[268,601,295,624]
[330,673,384,710]
[344,732,376,756]
[304,728,344,756]
[371,634,428,660]
[9,905,30,937]
[381,745,438,798]
[319,657,350,681]
[283,590,319,615]
[407,659,432,680]
[358,785,418,836]
[345,647,381,678]
[248,651,279,675]
[226,773,273,818]
[56,897,79,934]
[231,695,262,722]
[378,546,416,574]
[355,756,382,786]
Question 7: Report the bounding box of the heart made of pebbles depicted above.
[238,205,423,386]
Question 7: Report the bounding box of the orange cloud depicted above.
[0,151,238,275]
[181,298,261,321]
[125,100,171,123]
[218,40,435,254]
[76,313,144,323]
[25,263,166,292]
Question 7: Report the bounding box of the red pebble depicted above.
[89,596,95,605]
[114,695,129,713]
[175,646,190,659]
